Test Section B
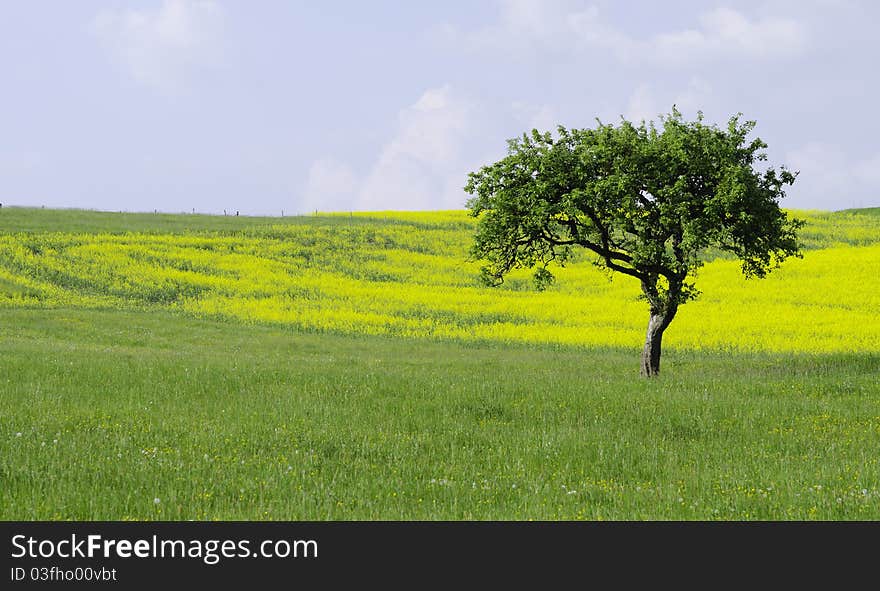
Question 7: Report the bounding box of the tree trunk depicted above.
[640,312,666,377]
[639,277,681,377]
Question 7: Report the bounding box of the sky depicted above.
[1,0,878,215]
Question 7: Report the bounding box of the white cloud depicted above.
[566,5,639,58]
[653,7,807,64]
[497,0,559,39]
[448,3,807,66]
[300,81,721,213]
[785,142,880,210]
[301,158,359,214]
[447,0,612,55]
[356,86,474,211]
[300,86,476,212]
[449,0,567,52]
[511,101,558,132]
[623,79,712,123]
[92,0,224,90]
[673,78,713,112]
[624,85,658,123]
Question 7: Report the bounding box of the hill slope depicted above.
[2,207,880,520]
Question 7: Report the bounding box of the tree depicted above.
[464,108,803,376]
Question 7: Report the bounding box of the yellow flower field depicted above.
[1,209,878,354]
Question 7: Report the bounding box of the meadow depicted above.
[1,206,879,519]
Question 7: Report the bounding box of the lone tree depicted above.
[465,108,803,376]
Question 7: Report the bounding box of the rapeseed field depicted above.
[1,208,878,354]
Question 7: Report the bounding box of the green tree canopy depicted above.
[465,108,803,376]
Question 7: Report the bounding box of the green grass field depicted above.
[1,206,879,520]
